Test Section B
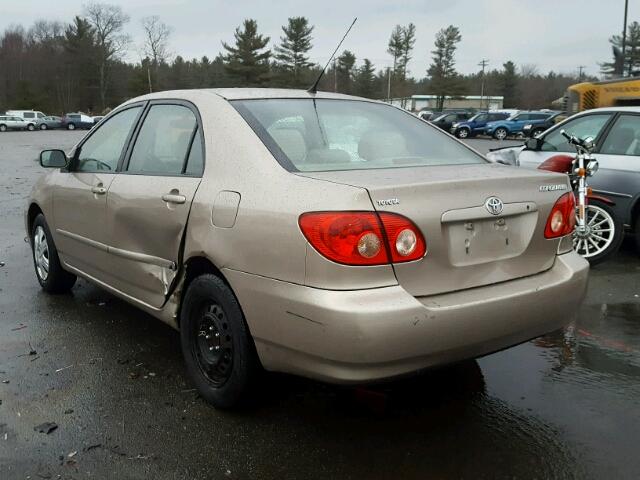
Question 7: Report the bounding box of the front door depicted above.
[53,105,143,281]
[104,102,204,308]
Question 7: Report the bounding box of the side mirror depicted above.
[524,137,542,150]
[40,149,68,168]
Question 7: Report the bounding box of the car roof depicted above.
[572,106,640,114]
[125,88,377,104]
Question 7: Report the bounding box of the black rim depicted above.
[192,302,233,386]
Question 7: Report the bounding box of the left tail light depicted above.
[544,192,576,239]
[298,211,426,266]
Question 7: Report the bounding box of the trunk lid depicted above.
[297,163,570,297]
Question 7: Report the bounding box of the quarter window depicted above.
[127,104,197,175]
[600,115,640,156]
[541,114,611,152]
[75,107,141,172]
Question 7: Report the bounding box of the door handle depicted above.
[162,193,186,204]
[91,186,107,195]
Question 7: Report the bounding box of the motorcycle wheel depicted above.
[572,199,623,265]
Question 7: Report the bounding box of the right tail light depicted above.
[544,192,576,239]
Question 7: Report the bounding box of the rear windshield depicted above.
[232,99,484,172]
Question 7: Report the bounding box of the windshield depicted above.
[233,99,484,172]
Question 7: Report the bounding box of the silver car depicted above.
[27,89,589,408]
[0,115,31,132]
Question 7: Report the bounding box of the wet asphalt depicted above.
[1,131,639,479]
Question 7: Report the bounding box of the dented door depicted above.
[104,175,200,307]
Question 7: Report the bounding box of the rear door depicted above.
[104,101,204,308]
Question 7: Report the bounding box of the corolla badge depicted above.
[484,196,504,215]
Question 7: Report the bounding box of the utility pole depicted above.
[577,65,586,81]
[622,0,629,76]
[478,59,488,110]
[147,65,152,93]
[333,58,337,92]
[387,67,391,102]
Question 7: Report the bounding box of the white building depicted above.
[390,94,505,112]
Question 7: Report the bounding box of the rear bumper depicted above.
[225,252,589,384]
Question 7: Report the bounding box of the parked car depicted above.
[417,110,433,120]
[61,113,95,130]
[28,88,588,408]
[485,111,556,140]
[486,106,640,256]
[0,115,32,131]
[430,111,471,132]
[92,116,104,127]
[36,116,64,130]
[451,111,513,139]
[522,112,564,138]
[6,110,47,129]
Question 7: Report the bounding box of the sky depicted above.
[0,0,633,78]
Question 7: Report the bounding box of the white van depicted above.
[6,110,46,130]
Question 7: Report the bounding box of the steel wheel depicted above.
[572,204,615,259]
[33,225,50,281]
[194,302,234,387]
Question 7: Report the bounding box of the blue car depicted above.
[450,111,512,139]
[484,111,555,140]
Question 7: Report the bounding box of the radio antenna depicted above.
[308,17,357,94]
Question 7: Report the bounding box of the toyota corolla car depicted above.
[27,89,589,408]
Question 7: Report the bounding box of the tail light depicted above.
[298,212,426,266]
[544,193,576,239]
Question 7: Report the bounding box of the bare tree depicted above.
[83,2,130,109]
[141,15,171,65]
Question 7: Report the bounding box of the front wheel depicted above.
[40,123,48,130]
[0,124,7,132]
[493,127,508,140]
[27,123,35,131]
[455,128,470,139]
[572,199,623,265]
[180,274,259,408]
[31,214,77,293]
[67,123,76,130]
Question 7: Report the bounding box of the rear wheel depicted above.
[0,124,6,132]
[27,123,35,131]
[572,199,623,265]
[532,128,545,138]
[180,274,258,408]
[493,127,508,140]
[456,128,470,139]
[31,214,76,293]
[67,123,76,130]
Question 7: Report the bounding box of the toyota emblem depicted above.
[485,196,503,215]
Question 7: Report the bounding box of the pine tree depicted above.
[336,50,356,94]
[354,59,376,98]
[501,60,518,108]
[222,19,271,85]
[387,25,403,75]
[427,25,464,109]
[600,22,640,78]
[399,23,416,80]
[274,17,313,87]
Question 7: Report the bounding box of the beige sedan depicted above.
[27,89,589,408]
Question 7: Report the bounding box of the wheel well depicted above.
[631,198,640,230]
[178,256,233,323]
[27,203,43,236]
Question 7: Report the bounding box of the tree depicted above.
[141,16,172,92]
[83,2,130,110]
[387,25,403,75]
[353,59,376,98]
[399,23,416,80]
[427,25,463,109]
[500,60,518,108]
[601,21,640,77]
[336,50,356,94]
[222,19,271,85]
[274,17,313,87]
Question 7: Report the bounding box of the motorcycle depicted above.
[537,130,622,264]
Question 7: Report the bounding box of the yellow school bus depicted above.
[565,77,640,114]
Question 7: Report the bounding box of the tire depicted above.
[31,214,77,293]
[67,123,76,130]
[180,274,258,408]
[456,128,470,139]
[0,124,6,132]
[40,123,48,130]
[493,127,508,140]
[27,123,35,131]
[572,199,623,265]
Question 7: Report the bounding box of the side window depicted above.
[475,114,488,122]
[127,104,197,175]
[184,128,204,176]
[75,107,141,172]
[24,112,34,119]
[541,114,611,152]
[531,113,550,120]
[600,115,640,156]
